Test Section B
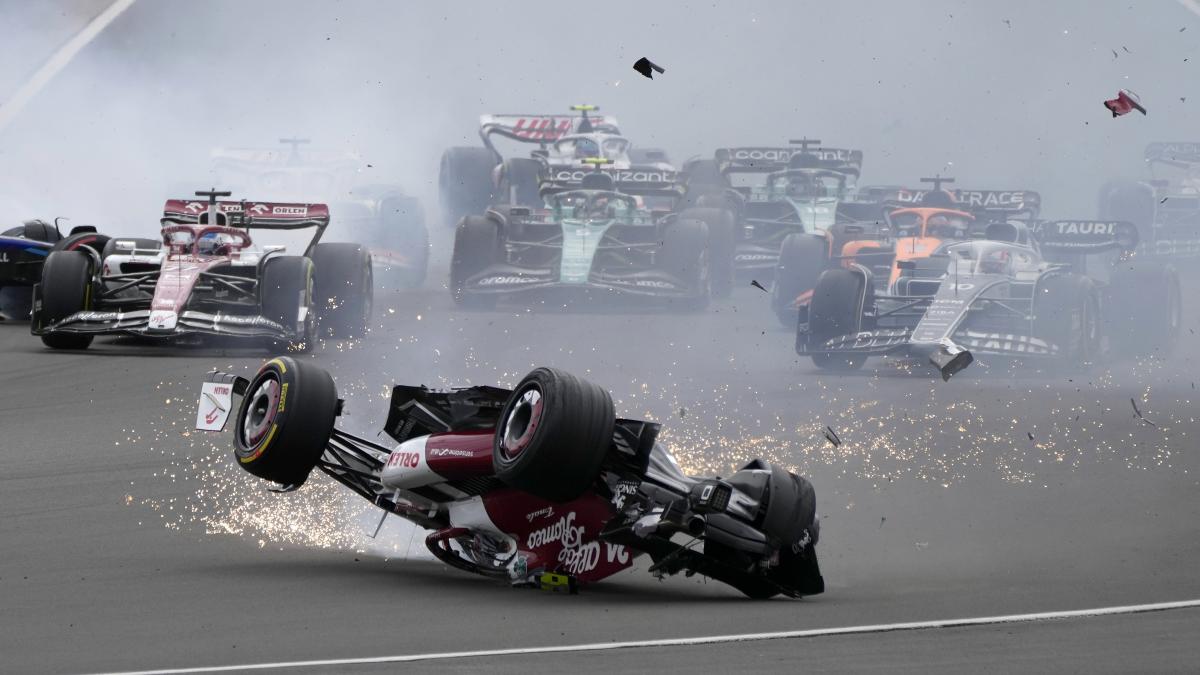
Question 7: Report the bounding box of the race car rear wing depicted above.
[863,187,1041,219]
[478,112,621,161]
[713,147,863,176]
[1033,219,1138,254]
[537,165,685,198]
[162,199,330,229]
[1144,142,1200,165]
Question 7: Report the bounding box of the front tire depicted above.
[492,367,614,503]
[771,234,828,328]
[680,207,735,297]
[1034,273,1099,368]
[312,243,373,339]
[450,216,500,309]
[661,218,712,311]
[37,250,95,350]
[439,146,495,227]
[807,268,866,372]
[1106,261,1181,357]
[234,357,339,487]
[261,256,315,351]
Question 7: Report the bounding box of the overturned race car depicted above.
[31,190,373,350]
[195,359,824,599]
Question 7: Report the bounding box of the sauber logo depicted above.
[250,204,270,215]
[386,451,420,469]
[526,511,583,549]
[184,202,205,213]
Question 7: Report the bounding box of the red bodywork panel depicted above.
[424,430,494,479]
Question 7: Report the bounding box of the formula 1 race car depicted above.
[194,358,824,599]
[1098,141,1200,261]
[31,191,373,350]
[449,165,733,309]
[209,138,428,287]
[0,220,109,319]
[772,177,1041,327]
[795,217,1177,379]
[440,105,656,225]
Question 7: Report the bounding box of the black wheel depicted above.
[439,146,495,227]
[772,234,828,328]
[312,243,373,339]
[1099,180,1155,230]
[685,158,725,191]
[100,237,160,259]
[493,367,614,503]
[36,250,94,349]
[51,231,110,256]
[450,215,500,309]
[261,256,315,351]
[1034,273,1099,368]
[17,220,61,244]
[498,158,542,207]
[234,357,339,487]
[661,218,711,311]
[680,207,735,297]
[807,268,866,371]
[1107,261,1181,357]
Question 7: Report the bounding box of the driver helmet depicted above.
[574,138,600,159]
[927,213,960,238]
[585,195,612,219]
[978,247,1011,274]
[197,231,238,255]
[786,174,816,199]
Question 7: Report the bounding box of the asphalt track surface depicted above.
[3,245,1200,673]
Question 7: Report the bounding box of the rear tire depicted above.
[498,158,542,207]
[450,216,500,309]
[1107,261,1181,357]
[234,357,339,487]
[493,367,614,503]
[1034,273,1099,368]
[807,268,866,372]
[312,243,373,339]
[680,207,735,298]
[661,218,711,311]
[377,195,429,288]
[771,234,828,328]
[439,146,495,227]
[37,250,94,350]
[18,220,61,244]
[261,256,315,351]
[51,231,110,256]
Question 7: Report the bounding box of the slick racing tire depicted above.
[37,250,94,350]
[51,231,110,256]
[234,357,339,487]
[662,218,711,311]
[17,220,61,244]
[1107,260,1181,357]
[684,158,725,192]
[1034,273,1100,369]
[498,158,542,207]
[100,237,160,260]
[439,146,495,227]
[261,256,315,352]
[1098,180,1155,233]
[771,233,827,328]
[807,268,866,372]
[493,367,614,503]
[378,195,429,288]
[312,243,373,339]
[679,207,735,298]
[450,216,500,309]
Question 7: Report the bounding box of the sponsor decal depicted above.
[633,279,674,289]
[477,275,541,286]
[195,381,233,432]
[185,202,205,213]
[956,191,1027,208]
[0,252,8,263]
[277,382,288,413]
[148,310,178,331]
[216,314,275,327]
[526,506,555,523]
[735,253,777,261]
[557,542,628,575]
[728,148,855,163]
[1055,221,1116,235]
[386,451,420,469]
[791,529,813,554]
[553,169,672,183]
[272,205,307,216]
[612,480,640,511]
[75,311,120,321]
[526,511,584,549]
[428,447,476,458]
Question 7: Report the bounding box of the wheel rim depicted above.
[242,374,281,448]
[500,384,542,460]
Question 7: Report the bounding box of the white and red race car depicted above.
[195,358,824,599]
[31,190,373,350]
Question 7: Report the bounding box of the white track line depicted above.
[0,0,137,133]
[87,598,1200,675]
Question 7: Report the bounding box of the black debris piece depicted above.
[1131,398,1158,427]
[678,407,687,419]
[750,279,767,292]
[632,57,665,79]
[1161,197,1170,203]
[1027,432,1035,441]
[823,425,841,447]
[1122,46,1131,53]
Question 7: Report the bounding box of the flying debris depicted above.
[1130,398,1158,427]
[1103,90,1147,117]
[823,425,841,447]
[632,57,665,79]
[750,279,768,292]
